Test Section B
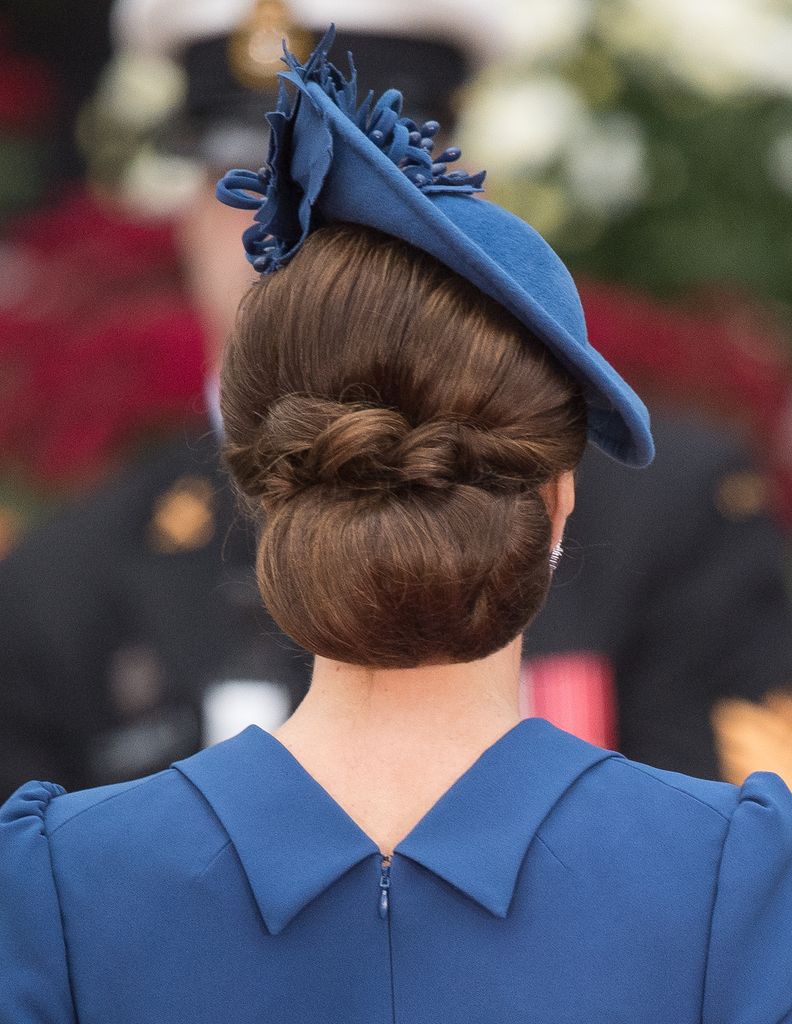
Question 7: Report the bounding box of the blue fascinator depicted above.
[216,26,654,467]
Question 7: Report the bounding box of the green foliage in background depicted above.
[463,1,792,307]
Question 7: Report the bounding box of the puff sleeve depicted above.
[703,771,792,1024]
[0,782,76,1024]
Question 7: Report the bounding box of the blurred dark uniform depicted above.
[525,411,792,780]
[0,5,475,796]
[0,422,312,792]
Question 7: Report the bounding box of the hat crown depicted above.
[430,193,588,349]
[214,24,654,467]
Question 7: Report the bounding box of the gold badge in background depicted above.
[0,505,22,561]
[148,476,216,554]
[712,690,792,788]
[714,469,768,522]
[229,0,314,91]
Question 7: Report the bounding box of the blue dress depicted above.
[1,717,791,1023]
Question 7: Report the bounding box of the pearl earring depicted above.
[549,541,563,573]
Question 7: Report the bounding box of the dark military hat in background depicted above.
[112,0,492,168]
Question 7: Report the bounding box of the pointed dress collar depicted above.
[173,719,617,935]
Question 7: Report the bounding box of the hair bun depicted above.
[256,395,456,502]
[252,395,551,505]
[220,224,587,667]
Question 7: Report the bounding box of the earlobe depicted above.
[559,470,575,519]
[540,471,575,550]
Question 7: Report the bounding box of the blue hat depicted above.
[216,26,654,467]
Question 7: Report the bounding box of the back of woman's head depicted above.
[220,223,587,668]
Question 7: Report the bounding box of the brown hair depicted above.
[220,223,587,668]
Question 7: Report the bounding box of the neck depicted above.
[274,635,523,785]
[274,638,522,753]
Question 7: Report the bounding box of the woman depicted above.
[2,28,791,1023]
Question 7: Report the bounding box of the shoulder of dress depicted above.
[39,766,230,878]
[532,723,739,823]
[43,770,177,835]
[603,756,739,821]
[535,752,742,897]
[0,780,67,829]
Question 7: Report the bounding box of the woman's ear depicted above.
[539,470,575,548]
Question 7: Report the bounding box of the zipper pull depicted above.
[378,855,392,920]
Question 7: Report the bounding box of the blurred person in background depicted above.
[2,0,792,799]
[0,0,321,795]
[0,0,483,797]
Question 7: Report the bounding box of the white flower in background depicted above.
[95,53,186,130]
[462,77,587,174]
[599,0,792,97]
[767,129,792,195]
[564,112,647,215]
[493,0,594,62]
[121,148,206,216]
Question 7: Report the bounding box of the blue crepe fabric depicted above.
[1,717,791,1022]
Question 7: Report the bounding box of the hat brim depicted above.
[292,77,655,467]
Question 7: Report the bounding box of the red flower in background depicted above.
[0,189,206,493]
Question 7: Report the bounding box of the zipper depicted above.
[378,854,397,1024]
[378,855,392,919]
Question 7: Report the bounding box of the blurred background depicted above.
[3,0,792,798]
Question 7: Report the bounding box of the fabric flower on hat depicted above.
[216,24,485,274]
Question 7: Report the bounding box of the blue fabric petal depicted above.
[384,122,411,166]
[215,170,267,210]
[354,90,374,130]
[215,22,487,275]
[371,89,403,124]
[402,145,433,171]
